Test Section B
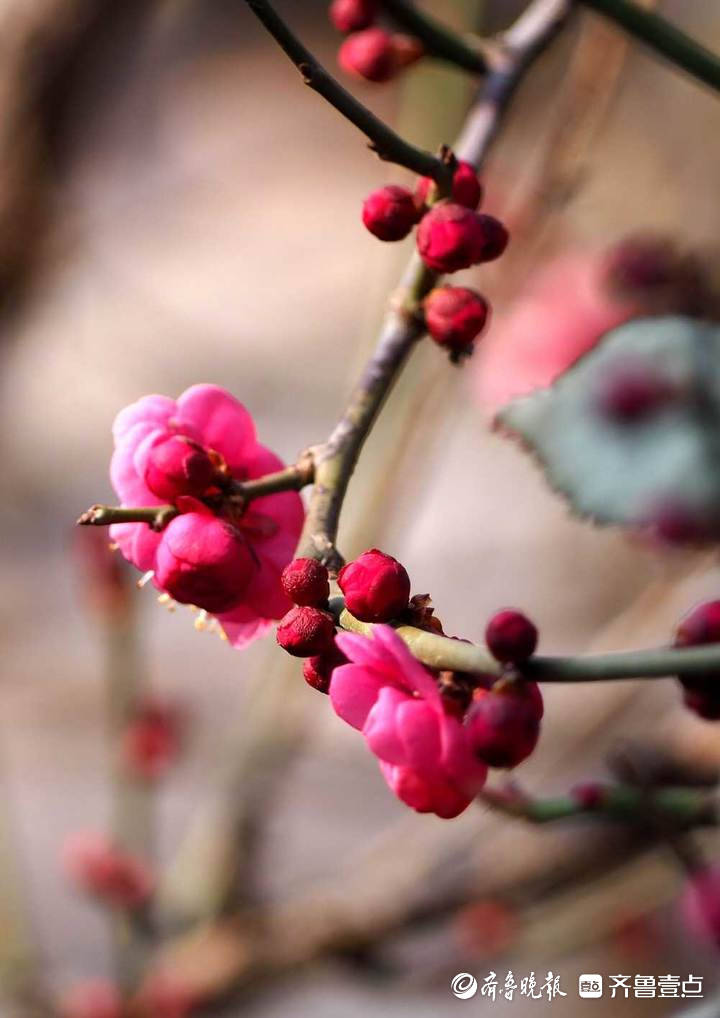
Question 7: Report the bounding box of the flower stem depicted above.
[77,504,178,529]
[77,460,316,532]
[578,0,720,94]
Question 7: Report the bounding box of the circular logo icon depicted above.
[451,973,478,999]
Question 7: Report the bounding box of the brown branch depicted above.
[77,458,315,532]
[296,0,572,571]
[242,0,455,186]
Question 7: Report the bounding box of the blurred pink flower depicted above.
[109,384,304,648]
[681,863,720,946]
[59,981,122,1018]
[62,831,153,909]
[475,238,714,420]
[331,626,487,818]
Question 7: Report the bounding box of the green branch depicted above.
[579,0,720,94]
[380,0,489,74]
[333,597,720,682]
[479,782,718,827]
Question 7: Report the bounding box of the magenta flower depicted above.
[109,384,304,647]
[330,626,487,818]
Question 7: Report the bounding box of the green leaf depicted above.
[498,315,720,542]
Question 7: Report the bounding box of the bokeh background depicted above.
[1,0,720,1014]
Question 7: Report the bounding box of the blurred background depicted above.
[1,0,720,1014]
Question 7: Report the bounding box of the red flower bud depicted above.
[330,0,378,33]
[337,548,411,623]
[485,609,538,663]
[144,434,216,500]
[423,286,490,357]
[62,832,153,909]
[391,33,424,69]
[154,512,255,614]
[466,681,542,768]
[675,600,720,648]
[338,27,397,82]
[277,606,336,657]
[302,646,348,694]
[362,185,418,242]
[416,204,508,273]
[570,781,610,810]
[673,601,720,719]
[415,160,483,212]
[281,557,330,607]
[122,701,182,781]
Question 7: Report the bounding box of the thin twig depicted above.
[77,459,315,531]
[243,0,454,184]
[380,0,489,74]
[296,0,572,571]
[479,782,719,826]
[578,0,720,94]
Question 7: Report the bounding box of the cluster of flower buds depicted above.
[673,601,720,720]
[62,832,153,910]
[276,548,413,690]
[361,157,506,360]
[331,2,423,83]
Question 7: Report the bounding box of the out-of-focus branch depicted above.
[296,0,572,571]
[578,0,720,93]
[0,0,158,312]
[242,0,455,185]
[380,0,489,73]
[479,781,719,826]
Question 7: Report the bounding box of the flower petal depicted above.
[245,556,293,620]
[109,523,162,572]
[113,395,176,446]
[329,663,385,730]
[364,687,409,765]
[396,699,442,775]
[176,385,256,472]
[216,612,274,649]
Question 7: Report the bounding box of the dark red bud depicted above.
[485,609,538,663]
[277,606,336,657]
[281,557,330,607]
[338,28,397,83]
[362,185,418,242]
[337,548,411,623]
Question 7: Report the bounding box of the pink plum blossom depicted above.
[330,626,487,818]
[109,384,304,647]
[59,981,122,1018]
